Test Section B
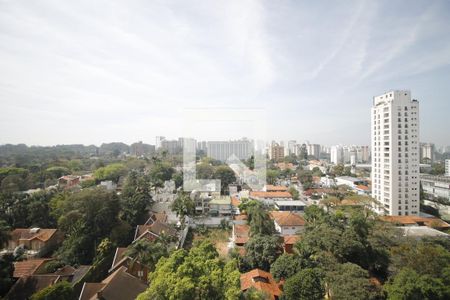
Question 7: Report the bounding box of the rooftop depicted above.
[398,226,450,238]
[275,200,306,206]
[240,269,282,300]
[10,228,58,242]
[209,196,232,205]
[13,259,52,278]
[270,211,306,226]
[380,216,450,229]
[250,191,292,199]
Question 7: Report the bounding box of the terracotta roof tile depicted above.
[13,259,52,278]
[240,269,282,300]
[265,185,288,192]
[381,216,450,229]
[250,191,292,199]
[270,211,306,226]
[10,228,58,242]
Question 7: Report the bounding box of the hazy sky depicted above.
[1,0,450,146]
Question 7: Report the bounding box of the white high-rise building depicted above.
[207,139,253,162]
[445,159,450,177]
[371,90,420,216]
[330,145,343,164]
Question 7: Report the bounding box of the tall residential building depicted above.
[155,136,165,149]
[420,142,435,163]
[330,145,343,164]
[307,144,321,159]
[371,90,420,216]
[445,159,450,177]
[270,142,285,161]
[207,139,253,162]
[287,140,297,155]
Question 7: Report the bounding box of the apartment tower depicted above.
[371,90,420,216]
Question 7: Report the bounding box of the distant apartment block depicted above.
[446,159,450,177]
[420,142,435,162]
[270,142,285,161]
[371,90,420,216]
[207,139,253,162]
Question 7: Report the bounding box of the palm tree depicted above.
[170,192,194,229]
[125,239,168,271]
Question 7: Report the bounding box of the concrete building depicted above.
[307,143,321,158]
[207,139,253,162]
[331,145,343,164]
[420,142,435,163]
[287,140,297,155]
[421,175,450,201]
[270,142,285,161]
[371,90,420,216]
[446,159,450,177]
[155,136,165,150]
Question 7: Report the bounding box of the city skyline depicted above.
[1,1,450,146]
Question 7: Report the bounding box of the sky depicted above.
[1,0,450,147]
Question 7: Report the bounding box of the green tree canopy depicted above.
[30,281,74,300]
[283,268,324,300]
[137,241,240,300]
[244,235,283,271]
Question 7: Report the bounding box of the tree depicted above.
[288,187,299,200]
[94,163,126,183]
[120,171,152,227]
[196,163,215,179]
[171,192,195,229]
[325,263,375,300]
[125,238,168,272]
[283,268,324,300]
[0,219,11,248]
[247,203,275,236]
[384,268,448,300]
[0,254,14,297]
[242,287,270,300]
[270,253,302,281]
[137,241,240,300]
[214,165,236,194]
[149,162,175,187]
[266,170,279,185]
[30,281,74,300]
[244,235,283,271]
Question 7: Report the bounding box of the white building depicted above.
[420,143,435,163]
[307,144,321,158]
[371,90,420,216]
[207,139,253,162]
[331,145,343,164]
[446,159,450,177]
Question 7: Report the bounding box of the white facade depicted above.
[207,139,253,162]
[330,145,343,164]
[445,159,450,177]
[371,90,420,216]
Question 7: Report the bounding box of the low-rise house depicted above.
[232,224,250,247]
[4,228,63,258]
[380,215,450,230]
[109,248,150,282]
[58,175,80,189]
[100,180,117,191]
[6,274,69,299]
[398,226,450,239]
[264,185,288,192]
[79,266,147,300]
[240,269,282,300]
[144,211,168,225]
[133,221,177,243]
[209,196,232,216]
[249,191,292,205]
[274,200,306,212]
[13,258,53,278]
[270,212,306,236]
[283,235,300,254]
[335,176,368,189]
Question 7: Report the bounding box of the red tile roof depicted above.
[240,269,282,300]
[380,216,450,229]
[11,228,58,242]
[231,197,241,207]
[355,185,370,191]
[234,224,250,245]
[283,235,300,245]
[250,191,292,199]
[265,185,288,192]
[270,211,306,226]
[13,259,52,278]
